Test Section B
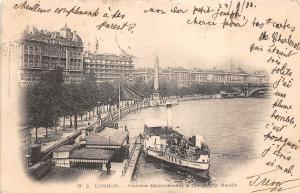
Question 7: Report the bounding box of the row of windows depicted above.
[23,58,65,68]
[22,57,81,67]
[190,75,207,81]
[163,153,182,165]
[87,64,133,69]
[179,75,248,82]
[86,59,132,65]
[21,74,83,82]
[24,44,81,53]
[23,45,82,57]
[20,74,41,81]
[88,69,132,73]
[22,62,80,70]
[24,51,82,58]
[176,73,189,80]
[23,62,63,69]
[96,74,124,78]
[25,37,79,45]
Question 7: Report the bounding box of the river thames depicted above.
[119,97,271,184]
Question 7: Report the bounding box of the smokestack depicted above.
[166,102,172,129]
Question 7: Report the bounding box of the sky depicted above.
[3,0,298,72]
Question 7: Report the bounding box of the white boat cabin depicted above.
[144,119,175,151]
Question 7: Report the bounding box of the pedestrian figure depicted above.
[106,161,111,175]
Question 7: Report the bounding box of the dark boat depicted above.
[142,103,210,179]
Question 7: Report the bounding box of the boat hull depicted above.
[142,148,210,179]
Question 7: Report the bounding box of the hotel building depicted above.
[19,24,84,85]
[84,52,134,83]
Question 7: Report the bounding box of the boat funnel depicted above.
[166,102,172,129]
[195,135,205,148]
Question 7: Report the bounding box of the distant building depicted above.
[250,70,270,84]
[189,68,207,84]
[160,68,173,81]
[172,67,190,87]
[132,66,269,88]
[132,68,155,83]
[19,24,84,85]
[84,52,134,83]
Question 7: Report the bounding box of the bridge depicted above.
[225,83,271,97]
[121,82,271,98]
[121,83,144,101]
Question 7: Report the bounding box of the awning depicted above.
[69,159,108,164]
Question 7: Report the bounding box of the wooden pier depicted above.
[122,136,142,181]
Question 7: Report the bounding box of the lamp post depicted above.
[98,101,101,122]
[109,98,112,112]
[25,154,30,168]
[97,101,99,115]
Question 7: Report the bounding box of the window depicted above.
[20,73,25,80]
[29,57,34,66]
[24,56,28,66]
[35,56,39,67]
[24,46,28,53]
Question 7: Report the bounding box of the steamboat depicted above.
[142,103,210,179]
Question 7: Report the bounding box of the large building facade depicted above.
[19,25,84,85]
[18,25,268,87]
[84,52,134,83]
[132,66,269,88]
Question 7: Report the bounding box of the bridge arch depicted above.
[231,87,242,93]
[248,87,270,97]
[229,85,270,97]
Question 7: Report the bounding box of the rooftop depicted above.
[21,25,83,46]
[54,144,77,152]
[70,148,114,160]
[84,127,129,146]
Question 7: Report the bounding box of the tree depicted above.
[63,71,99,129]
[82,71,99,112]
[25,67,64,140]
[98,81,118,105]
[59,83,76,130]
[158,79,179,97]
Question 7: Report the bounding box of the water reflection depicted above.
[120,98,271,184]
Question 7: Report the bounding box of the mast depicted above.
[154,56,159,91]
[118,78,121,122]
[118,59,123,123]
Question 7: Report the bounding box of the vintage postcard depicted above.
[1,0,300,193]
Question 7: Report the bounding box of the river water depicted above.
[119,98,271,184]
